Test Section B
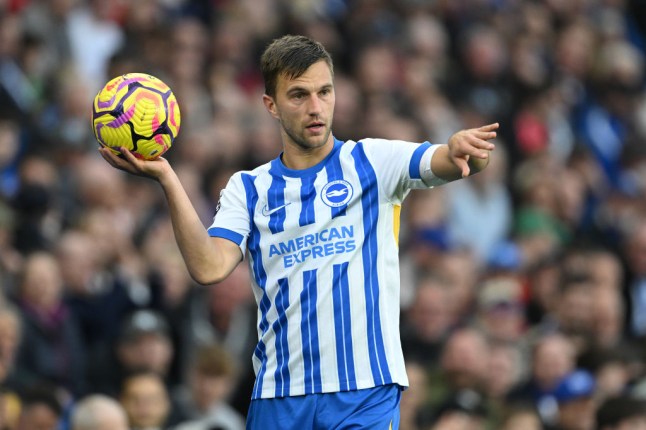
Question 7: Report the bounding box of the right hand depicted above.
[446,122,498,177]
[98,146,170,181]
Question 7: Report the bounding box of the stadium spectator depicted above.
[620,216,646,338]
[500,403,543,430]
[549,369,597,430]
[399,360,432,430]
[71,394,129,430]
[430,388,488,430]
[0,303,21,391]
[173,344,245,430]
[428,327,491,418]
[400,273,454,366]
[445,141,513,264]
[484,340,525,401]
[508,332,577,425]
[178,263,256,416]
[474,276,527,343]
[595,395,646,430]
[57,228,141,380]
[95,310,175,398]
[13,252,86,397]
[0,1,644,427]
[13,385,62,430]
[0,304,21,429]
[120,371,174,430]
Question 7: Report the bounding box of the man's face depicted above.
[264,60,335,152]
[533,337,573,390]
[615,416,646,430]
[16,404,58,430]
[120,375,169,429]
[117,333,173,375]
[441,331,489,390]
[559,398,596,430]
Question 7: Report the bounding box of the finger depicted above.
[99,147,137,173]
[118,147,140,164]
[471,130,497,141]
[478,122,499,132]
[461,136,494,157]
[98,146,122,166]
[453,157,470,177]
[99,147,125,165]
[465,134,496,151]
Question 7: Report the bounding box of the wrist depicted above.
[156,162,177,187]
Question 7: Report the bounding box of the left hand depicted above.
[447,122,498,177]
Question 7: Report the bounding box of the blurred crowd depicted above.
[1,0,646,429]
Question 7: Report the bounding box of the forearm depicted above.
[158,170,237,284]
[97,146,241,283]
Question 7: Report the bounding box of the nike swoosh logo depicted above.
[261,202,291,216]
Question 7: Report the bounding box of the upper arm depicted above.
[192,172,252,284]
[210,236,244,282]
[208,172,252,253]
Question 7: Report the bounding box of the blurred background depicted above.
[1,0,646,429]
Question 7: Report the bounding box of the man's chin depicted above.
[300,134,329,150]
[285,126,331,150]
[308,137,328,148]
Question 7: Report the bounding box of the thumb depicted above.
[454,157,471,177]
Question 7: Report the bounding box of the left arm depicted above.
[430,122,498,181]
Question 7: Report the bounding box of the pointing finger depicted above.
[477,122,499,132]
[472,130,497,141]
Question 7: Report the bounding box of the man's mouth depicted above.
[306,122,325,132]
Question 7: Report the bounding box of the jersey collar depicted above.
[271,136,343,178]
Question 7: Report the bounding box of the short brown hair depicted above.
[193,344,235,377]
[260,35,333,97]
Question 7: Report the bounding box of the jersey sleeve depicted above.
[360,138,448,202]
[207,172,250,255]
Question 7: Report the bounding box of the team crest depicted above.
[321,180,353,208]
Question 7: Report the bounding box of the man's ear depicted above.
[263,94,279,120]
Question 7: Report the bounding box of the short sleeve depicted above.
[419,144,449,188]
[359,138,444,202]
[207,172,251,255]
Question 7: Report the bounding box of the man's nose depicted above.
[307,94,323,115]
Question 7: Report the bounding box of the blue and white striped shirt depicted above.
[208,137,443,399]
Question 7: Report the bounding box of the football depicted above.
[92,73,181,160]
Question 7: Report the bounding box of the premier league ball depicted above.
[92,73,181,160]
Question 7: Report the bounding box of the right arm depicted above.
[99,147,242,285]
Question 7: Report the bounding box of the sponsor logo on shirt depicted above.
[268,225,356,268]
